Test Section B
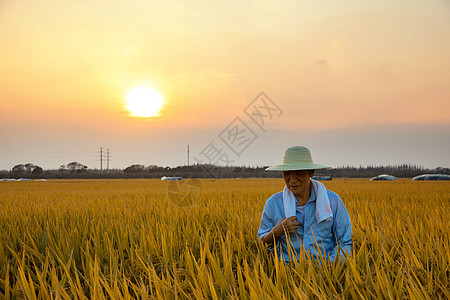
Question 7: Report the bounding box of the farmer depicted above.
[257,146,352,262]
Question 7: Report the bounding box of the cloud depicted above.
[315,60,328,65]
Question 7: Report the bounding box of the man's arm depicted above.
[329,197,352,261]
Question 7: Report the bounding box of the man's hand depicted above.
[261,216,299,248]
[273,216,299,237]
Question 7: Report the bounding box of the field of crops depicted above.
[0,178,449,299]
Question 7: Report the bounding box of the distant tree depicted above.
[147,165,165,173]
[66,162,88,173]
[31,166,44,175]
[124,164,146,173]
[436,167,450,174]
[12,164,27,173]
[234,167,243,173]
[11,163,42,178]
[24,163,34,171]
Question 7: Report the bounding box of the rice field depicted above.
[0,178,449,299]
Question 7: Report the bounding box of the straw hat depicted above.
[265,146,330,171]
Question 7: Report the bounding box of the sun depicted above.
[125,86,164,117]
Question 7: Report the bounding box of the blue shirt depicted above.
[294,186,315,242]
[257,187,352,262]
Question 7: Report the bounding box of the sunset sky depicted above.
[1,0,449,170]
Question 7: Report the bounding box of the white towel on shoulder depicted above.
[283,179,333,223]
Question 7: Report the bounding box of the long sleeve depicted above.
[329,196,352,262]
[257,202,276,240]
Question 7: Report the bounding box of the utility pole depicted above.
[106,149,110,174]
[100,147,103,172]
[187,144,190,166]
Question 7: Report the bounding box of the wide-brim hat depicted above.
[265,146,330,171]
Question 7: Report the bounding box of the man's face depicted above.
[282,170,314,195]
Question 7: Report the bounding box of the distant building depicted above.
[412,174,450,181]
[370,174,397,181]
[312,176,332,181]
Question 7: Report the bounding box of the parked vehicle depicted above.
[412,174,450,181]
[370,174,397,181]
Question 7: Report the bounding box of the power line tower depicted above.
[99,147,104,172]
[106,149,111,174]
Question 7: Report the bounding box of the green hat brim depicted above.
[265,163,330,171]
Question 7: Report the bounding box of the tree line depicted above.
[1,162,448,179]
